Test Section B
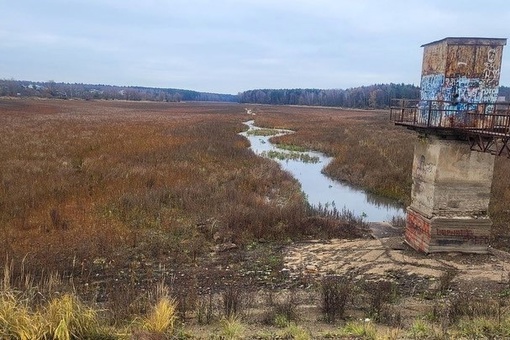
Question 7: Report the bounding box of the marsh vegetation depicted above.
[1,99,510,338]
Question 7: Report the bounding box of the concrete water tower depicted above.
[391,37,508,253]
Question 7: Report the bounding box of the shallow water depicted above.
[240,120,405,222]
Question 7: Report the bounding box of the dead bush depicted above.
[321,275,352,323]
[264,290,299,327]
[363,279,397,321]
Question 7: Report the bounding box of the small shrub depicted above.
[49,208,69,230]
[321,275,352,323]
[378,304,403,327]
[434,293,501,331]
[438,269,457,295]
[222,285,242,318]
[391,214,406,229]
[265,290,299,327]
[107,283,149,324]
[364,280,397,321]
[172,279,198,320]
[196,292,215,325]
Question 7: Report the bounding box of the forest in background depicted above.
[240,85,510,109]
[1,78,509,110]
[238,84,420,109]
[0,79,238,102]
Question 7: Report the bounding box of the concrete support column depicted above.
[405,136,495,253]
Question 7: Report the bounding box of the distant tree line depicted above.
[0,79,238,102]
[238,83,421,109]
[2,78,508,108]
[499,86,510,101]
[239,84,510,109]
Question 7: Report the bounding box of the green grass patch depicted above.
[246,128,281,136]
[263,150,320,163]
[276,143,308,152]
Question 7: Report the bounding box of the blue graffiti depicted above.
[420,74,444,101]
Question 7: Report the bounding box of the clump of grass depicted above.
[246,128,281,136]
[406,319,432,339]
[0,291,45,339]
[281,322,310,340]
[0,290,112,340]
[263,149,320,163]
[339,320,377,339]
[135,295,177,337]
[274,313,289,328]
[219,315,245,339]
[45,294,108,340]
[276,143,308,152]
[380,327,403,340]
[454,317,503,339]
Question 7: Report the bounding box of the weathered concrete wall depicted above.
[405,136,495,253]
[405,209,492,253]
[410,136,494,218]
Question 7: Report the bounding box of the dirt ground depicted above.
[183,223,510,338]
[283,222,510,295]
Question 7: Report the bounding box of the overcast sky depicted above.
[1,0,509,94]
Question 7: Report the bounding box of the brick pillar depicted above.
[405,136,495,253]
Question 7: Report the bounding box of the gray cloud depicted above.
[1,0,509,94]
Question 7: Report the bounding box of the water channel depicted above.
[239,120,405,222]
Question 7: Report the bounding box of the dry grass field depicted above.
[2,98,510,338]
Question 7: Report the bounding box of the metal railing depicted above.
[390,99,510,157]
[390,99,510,137]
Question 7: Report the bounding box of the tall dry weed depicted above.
[0,291,46,340]
[45,294,105,339]
[136,296,177,336]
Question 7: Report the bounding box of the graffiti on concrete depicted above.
[436,228,490,245]
[419,46,501,114]
[407,209,431,236]
[420,74,444,101]
[483,48,499,87]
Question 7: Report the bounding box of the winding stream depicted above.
[240,120,405,222]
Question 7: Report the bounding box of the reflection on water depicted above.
[239,120,405,222]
